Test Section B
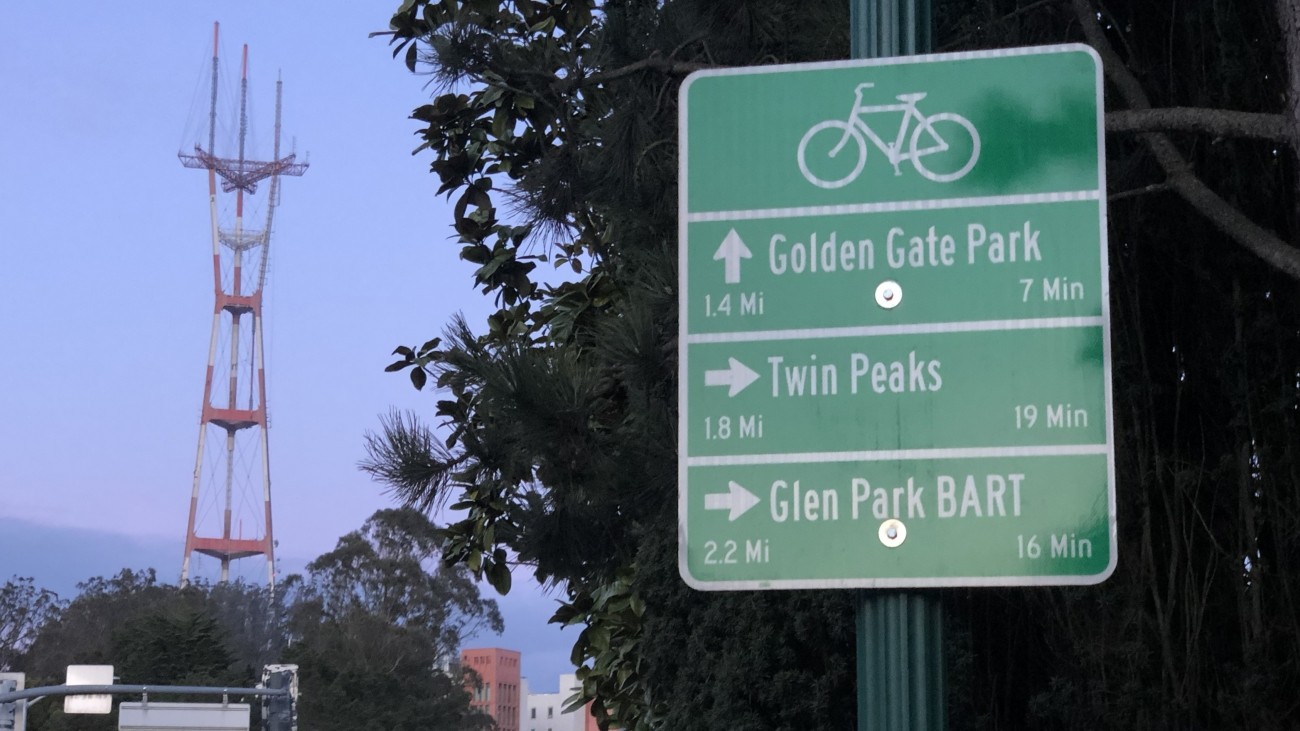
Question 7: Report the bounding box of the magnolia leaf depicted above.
[487,558,512,594]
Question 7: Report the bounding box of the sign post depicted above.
[852,8,941,727]
[676,23,1112,729]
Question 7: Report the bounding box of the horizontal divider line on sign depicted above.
[687,443,1110,467]
[685,189,1102,223]
[686,315,1105,344]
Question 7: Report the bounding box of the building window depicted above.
[531,709,536,719]
[547,707,554,718]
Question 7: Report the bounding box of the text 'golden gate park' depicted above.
[767,218,1043,275]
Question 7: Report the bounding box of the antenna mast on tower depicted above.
[178,22,307,587]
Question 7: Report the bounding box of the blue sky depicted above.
[0,2,574,691]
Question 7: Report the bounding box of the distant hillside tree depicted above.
[0,576,62,672]
[112,608,248,689]
[20,570,266,731]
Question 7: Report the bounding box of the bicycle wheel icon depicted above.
[909,113,980,183]
[797,121,867,190]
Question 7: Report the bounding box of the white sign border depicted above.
[677,43,1117,591]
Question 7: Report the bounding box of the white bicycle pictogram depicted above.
[797,82,981,189]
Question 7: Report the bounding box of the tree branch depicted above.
[1106,108,1293,143]
[1109,181,1172,202]
[552,52,717,93]
[1276,0,1300,138]
[1072,0,1300,280]
[1274,0,1300,229]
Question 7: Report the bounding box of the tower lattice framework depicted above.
[179,22,307,587]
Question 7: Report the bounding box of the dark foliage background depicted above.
[362,0,1300,728]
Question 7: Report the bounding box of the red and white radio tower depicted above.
[178,22,307,587]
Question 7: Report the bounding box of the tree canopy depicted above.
[19,569,262,731]
[12,509,498,731]
[285,508,501,731]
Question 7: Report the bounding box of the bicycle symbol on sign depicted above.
[797,82,981,189]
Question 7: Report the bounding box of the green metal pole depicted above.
[850,2,945,730]
[857,593,945,729]
[850,0,931,57]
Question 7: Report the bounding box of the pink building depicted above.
[461,647,522,731]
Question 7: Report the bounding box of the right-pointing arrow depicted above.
[712,228,752,284]
[704,481,762,521]
[704,357,760,397]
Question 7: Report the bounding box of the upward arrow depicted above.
[713,228,752,284]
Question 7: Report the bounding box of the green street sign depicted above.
[678,45,1115,589]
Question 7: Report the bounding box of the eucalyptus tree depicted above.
[284,508,500,731]
[0,576,62,672]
